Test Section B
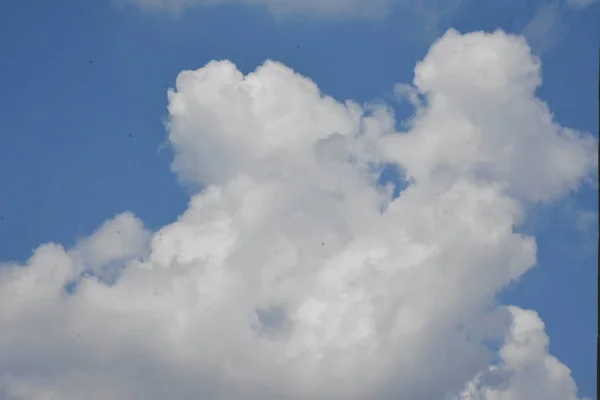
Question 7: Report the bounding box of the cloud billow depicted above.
[0,29,596,400]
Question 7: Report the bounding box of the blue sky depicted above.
[0,0,597,398]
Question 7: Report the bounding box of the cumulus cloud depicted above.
[458,307,589,400]
[0,29,596,399]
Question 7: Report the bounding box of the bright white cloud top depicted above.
[0,29,596,400]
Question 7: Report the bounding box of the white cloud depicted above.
[458,307,583,400]
[0,29,596,399]
[382,29,596,202]
[69,212,151,282]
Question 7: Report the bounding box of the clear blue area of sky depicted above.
[0,0,597,397]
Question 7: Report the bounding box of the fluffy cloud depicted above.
[0,29,596,399]
[458,307,589,400]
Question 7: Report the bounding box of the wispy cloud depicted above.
[124,0,467,24]
[566,0,598,9]
[522,0,597,56]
